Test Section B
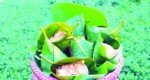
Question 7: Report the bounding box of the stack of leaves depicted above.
[34,3,123,80]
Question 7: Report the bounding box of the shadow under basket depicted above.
[30,48,124,80]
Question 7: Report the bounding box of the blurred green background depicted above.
[0,0,150,79]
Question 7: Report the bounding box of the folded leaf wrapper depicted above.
[50,57,97,80]
[37,22,73,50]
[99,43,118,60]
[40,29,67,73]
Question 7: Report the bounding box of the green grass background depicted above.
[0,0,150,80]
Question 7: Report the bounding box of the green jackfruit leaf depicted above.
[74,74,105,80]
[50,3,108,27]
[97,61,116,74]
[86,26,107,42]
[70,36,94,58]
[101,32,120,49]
[93,33,106,65]
[66,15,85,36]
[97,62,108,74]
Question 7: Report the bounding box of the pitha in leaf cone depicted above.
[37,22,73,50]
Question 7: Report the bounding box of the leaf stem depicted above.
[110,20,124,35]
[39,54,54,64]
[35,55,41,60]
[40,27,55,62]
[66,36,74,39]
[73,37,89,57]
[73,21,80,31]
[40,28,48,38]
[67,35,89,57]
